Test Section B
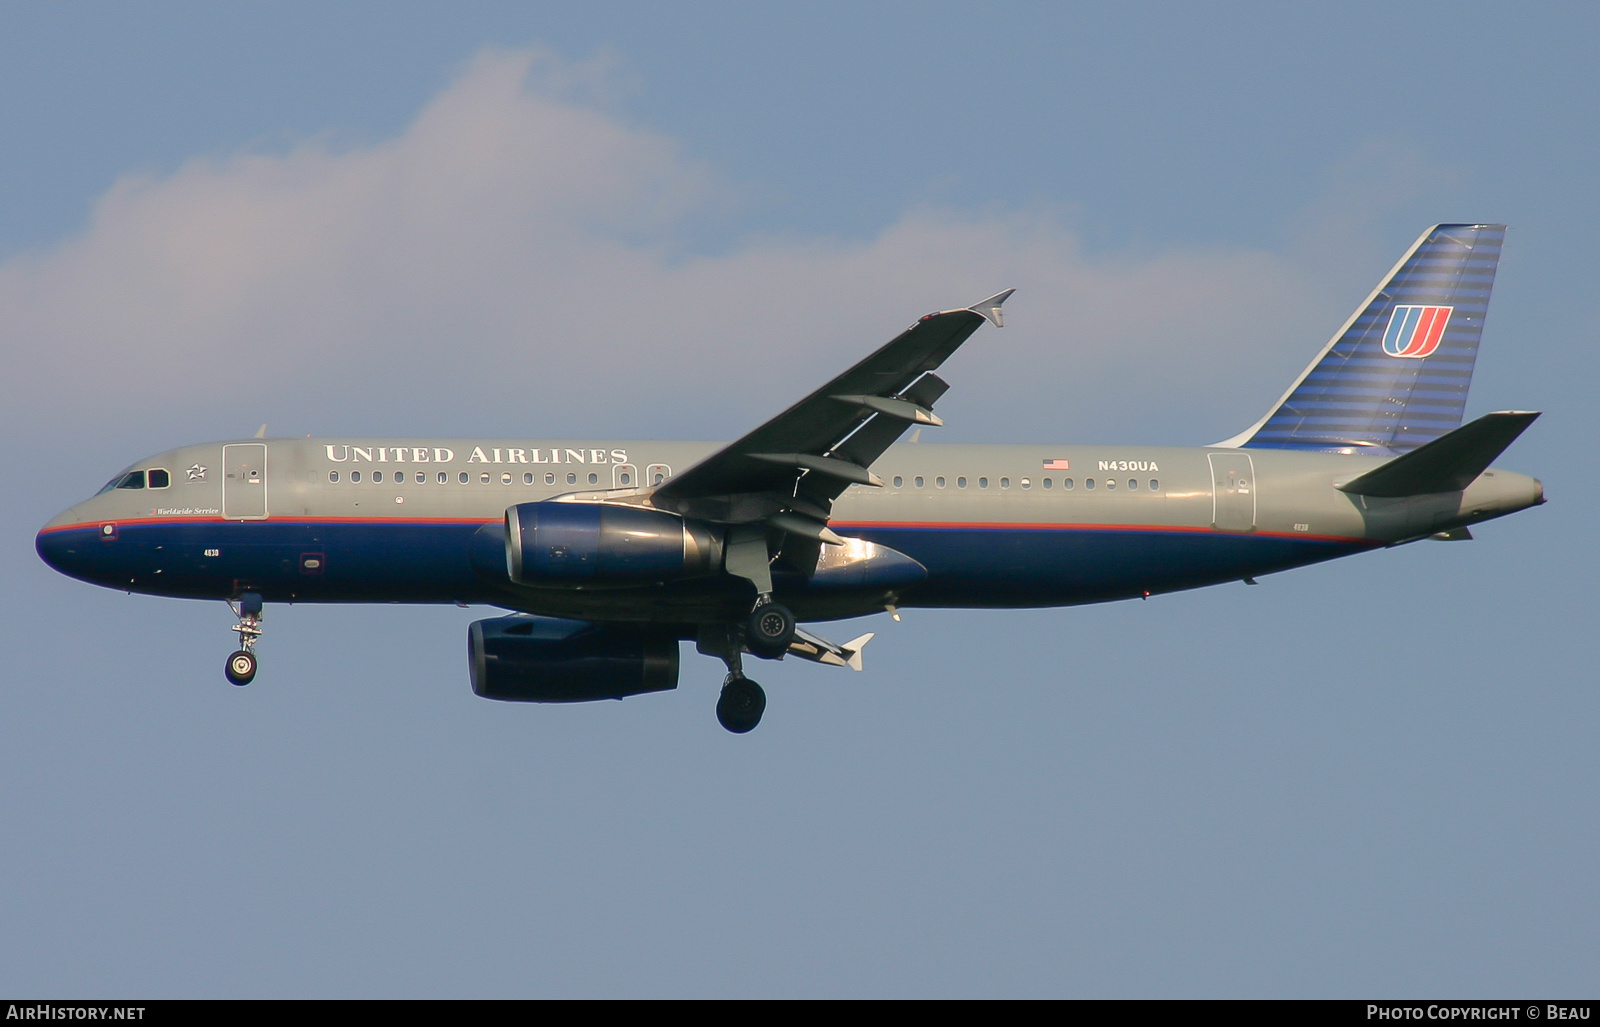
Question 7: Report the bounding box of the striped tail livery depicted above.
[1221,223,1505,453]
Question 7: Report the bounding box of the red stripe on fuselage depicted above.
[804,520,1368,544]
[37,515,499,534]
[42,515,1371,545]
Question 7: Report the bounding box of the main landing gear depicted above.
[745,599,796,658]
[224,593,263,686]
[716,674,767,734]
[705,598,796,733]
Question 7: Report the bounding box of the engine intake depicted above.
[468,616,679,702]
[505,502,720,585]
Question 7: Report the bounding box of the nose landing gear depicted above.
[224,593,263,686]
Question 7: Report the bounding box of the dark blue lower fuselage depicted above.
[36,516,1372,619]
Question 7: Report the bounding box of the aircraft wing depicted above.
[650,290,1012,530]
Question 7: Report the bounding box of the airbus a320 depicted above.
[38,224,1543,732]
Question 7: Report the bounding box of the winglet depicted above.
[968,289,1015,328]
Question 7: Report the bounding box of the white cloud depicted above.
[1,47,1390,448]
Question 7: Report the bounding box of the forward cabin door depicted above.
[1208,452,1255,532]
[222,444,269,520]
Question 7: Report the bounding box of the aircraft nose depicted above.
[36,511,99,582]
[36,523,74,576]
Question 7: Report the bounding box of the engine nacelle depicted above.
[468,616,679,702]
[504,502,719,584]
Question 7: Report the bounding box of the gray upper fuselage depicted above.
[50,435,1543,549]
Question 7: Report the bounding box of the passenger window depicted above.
[1127,479,1138,490]
[893,476,903,488]
[458,472,469,484]
[502,472,512,484]
[480,473,491,484]
[957,476,967,488]
[148,469,170,489]
[329,470,339,483]
[1086,478,1096,490]
[545,472,556,485]
[588,473,598,485]
[437,472,448,484]
[523,472,534,484]
[416,472,426,484]
[978,477,988,489]
[619,472,631,486]
[1043,478,1052,489]
[1150,479,1159,491]
[1000,477,1010,489]
[914,476,925,488]
[373,471,384,483]
[566,472,577,485]
[1106,478,1116,490]
[116,471,146,489]
[936,476,946,488]
[351,470,362,483]
[1020,478,1030,489]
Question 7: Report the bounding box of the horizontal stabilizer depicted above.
[1337,411,1540,497]
[787,627,875,670]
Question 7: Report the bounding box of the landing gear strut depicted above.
[700,633,768,734]
[224,593,263,686]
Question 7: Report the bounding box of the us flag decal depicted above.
[1382,305,1453,358]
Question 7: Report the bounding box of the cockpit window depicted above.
[115,471,146,490]
[148,469,170,489]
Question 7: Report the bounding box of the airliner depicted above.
[37,224,1543,732]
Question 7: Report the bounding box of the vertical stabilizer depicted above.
[1218,224,1506,453]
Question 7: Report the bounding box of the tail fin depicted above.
[1218,224,1506,453]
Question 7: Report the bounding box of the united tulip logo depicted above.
[1382,305,1452,358]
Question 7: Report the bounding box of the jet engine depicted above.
[504,502,720,585]
[468,615,679,702]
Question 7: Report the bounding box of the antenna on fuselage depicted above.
[253,424,267,439]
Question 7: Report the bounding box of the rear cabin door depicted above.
[1208,452,1255,532]
[222,444,268,520]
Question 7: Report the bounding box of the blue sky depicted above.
[1,2,1596,997]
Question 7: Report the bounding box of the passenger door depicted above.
[222,444,269,520]
[1208,452,1255,532]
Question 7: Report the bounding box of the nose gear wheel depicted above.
[225,650,257,685]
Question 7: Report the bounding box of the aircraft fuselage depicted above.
[37,436,1544,626]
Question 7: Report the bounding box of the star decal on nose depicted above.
[186,464,208,481]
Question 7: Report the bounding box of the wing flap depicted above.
[652,292,1010,522]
